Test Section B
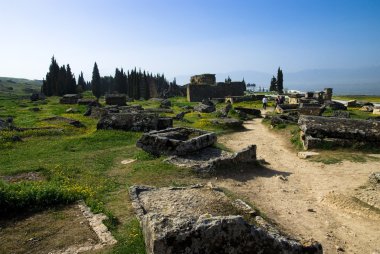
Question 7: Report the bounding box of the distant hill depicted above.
[0,77,42,95]
[174,66,380,95]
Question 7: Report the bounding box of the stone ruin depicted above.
[276,103,325,116]
[129,185,322,254]
[190,74,216,85]
[234,107,261,118]
[224,94,265,104]
[298,115,380,150]
[166,145,257,174]
[137,127,257,173]
[30,92,46,102]
[77,98,99,107]
[105,94,127,106]
[97,113,172,132]
[187,73,246,102]
[136,127,217,156]
[83,102,173,132]
[374,106,380,115]
[59,94,82,104]
[193,98,216,113]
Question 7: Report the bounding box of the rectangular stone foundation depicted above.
[136,127,217,156]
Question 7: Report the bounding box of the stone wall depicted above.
[190,74,216,85]
[187,83,246,102]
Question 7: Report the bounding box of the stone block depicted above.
[373,107,380,115]
[136,127,217,156]
[59,94,82,104]
[298,152,320,159]
[105,94,127,106]
[97,113,159,132]
[129,185,322,254]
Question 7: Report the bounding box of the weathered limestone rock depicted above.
[166,145,256,173]
[105,94,127,106]
[143,108,174,114]
[157,117,173,130]
[211,118,243,128]
[299,103,325,116]
[369,172,380,185]
[298,151,320,159]
[359,105,374,112]
[159,99,171,108]
[129,185,322,254]
[59,94,82,104]
[174,111,190,121]
[347,100,357,107]
[218,102,232,117]
[276,104,299,114]
[234,107,261,117]
[190,74,216,84]
[332,110,350,118]
[373,107,380,115]
[270,114,299,126]
[298,115,380,149]
[194,99,216,113]
[77,98,100,106]
[324,100,347,110]
[97,113,171,132]
[30,92,46,101]
[136,127,217,156]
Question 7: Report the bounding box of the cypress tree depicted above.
[77,71,86,92]
[277,67,284,94]
[65,64,76,94]
[91,62,101,99]
[270,76,277,92]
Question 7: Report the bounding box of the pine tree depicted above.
[91,62,101,99]
[277,67,284,94]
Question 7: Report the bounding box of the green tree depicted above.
[77,71,86,92]
[277,67,284,94]
[91,62,101,99]
[65,64,76,94]
[269,76,277,92]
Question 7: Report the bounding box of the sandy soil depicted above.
[217,117,380,254]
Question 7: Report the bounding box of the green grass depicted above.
[333,95,380,103]
[0,92,251,252]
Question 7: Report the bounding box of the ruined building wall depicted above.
[190,74,216,85]
[187,83,246,102]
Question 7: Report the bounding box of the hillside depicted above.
[0,77,42,95]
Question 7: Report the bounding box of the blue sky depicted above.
[1,0,379,83]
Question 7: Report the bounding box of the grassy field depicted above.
[332,95,380,103]
[1,79,379,252]
[0,87,249,253]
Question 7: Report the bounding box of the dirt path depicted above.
[217,117,380,254]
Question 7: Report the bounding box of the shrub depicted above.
[0,181,93,215]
